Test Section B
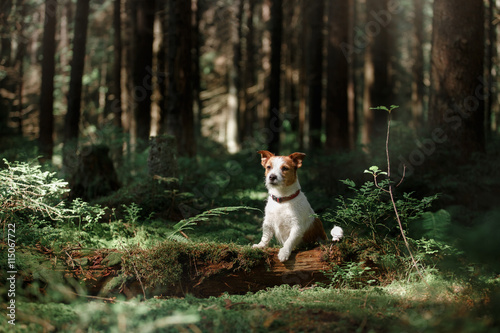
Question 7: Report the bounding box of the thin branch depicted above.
[384,111,428,286]
[396,165,406,188]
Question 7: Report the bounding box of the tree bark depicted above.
[63,0,90,173]
[226,0,242,154]
[361,0,392,146]
[165,0,195,157]
[132,0,155,150]
[326,0,350,152]
[38,0,57,161]
[305,0,324,149]
[410,0,424,130]
[240,0,257,143]
[267,0,283,154]
[112,0,123,129]
[428,0,485,158]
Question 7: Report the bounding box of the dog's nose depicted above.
[269,174,277,182]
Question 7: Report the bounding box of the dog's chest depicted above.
[265,195,314,243]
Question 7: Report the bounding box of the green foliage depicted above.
[321,261,375,289]
[329,178,438,241]
[0,158,69,223]
[412,209,451,241]
[168,206,260,243]
[68,198,107,231]
[370,105,400,113]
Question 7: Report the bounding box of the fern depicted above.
[167,206,260,242]
[414,209,451,241]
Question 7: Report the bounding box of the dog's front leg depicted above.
[252,222,273,249]
[278,227,302,262]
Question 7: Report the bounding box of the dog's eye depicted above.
[281,166,289,171]
[266,165,271,170]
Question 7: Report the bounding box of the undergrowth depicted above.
[2,129,500,332]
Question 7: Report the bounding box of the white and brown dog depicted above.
[253,150,343,262]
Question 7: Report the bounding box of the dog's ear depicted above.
[257,150,274,167]
[289,152,306,168]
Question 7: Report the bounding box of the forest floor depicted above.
[3,278,499,332]
[2,138,500,332]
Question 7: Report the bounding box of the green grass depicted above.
[7,280,499,333]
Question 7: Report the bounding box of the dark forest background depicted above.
[1,0,498,162]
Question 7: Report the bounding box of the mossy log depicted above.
[121,247,337,298]
[41,245,341,299]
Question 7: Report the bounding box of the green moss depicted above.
[121,240,266,289]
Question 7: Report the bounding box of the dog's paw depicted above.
[252,243,265,249]
[278,248,291,262]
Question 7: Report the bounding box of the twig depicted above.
[384,111,428,286]
[69,292,122,303]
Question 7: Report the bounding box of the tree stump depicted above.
[147,135,178,179]
[69,145,120,200]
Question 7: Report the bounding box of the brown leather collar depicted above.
[270,189,301,203]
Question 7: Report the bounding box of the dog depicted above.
[252,150,343,262]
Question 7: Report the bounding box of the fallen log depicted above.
[22,242,342,299]
[121,247,338,298]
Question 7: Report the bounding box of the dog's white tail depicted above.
[330,226,344,241]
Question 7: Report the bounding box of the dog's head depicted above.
[257,150,306,187]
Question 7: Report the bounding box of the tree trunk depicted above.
[267,0,283,154]
[485,0,496,137]
[326,0,350,152]
[361,0,391,146]
[63,0,90,174]
[226,0,242,154]
[39,0,57,162]
[132,0,155,150]
[428,0,485,158]
[241,0,256,143]
[410,0,424,130]
[165,0,195,157]
[112,0,123,129]
[305,0,324,149]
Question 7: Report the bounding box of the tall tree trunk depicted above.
[325,0,349,152]
[112,0,123,129]
[15,0,27,135]
[63,0,90,173]
[166,0,195,156]
[193,0,202,139]
[241,0,256,143]
[267,0,282,154]
[39,0,57,162]
[226,0,242,154]
[428,0,485,158]
[410,0,424,130]
[132,0,155,150]
[305,0,324,149]
[485,0,496,137]
[362,0,392,146]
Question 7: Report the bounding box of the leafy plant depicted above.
[330,179,437,241]
[322,261,375,289]
[0,158,69,224]
[69,198,107,231]
[167,206,260,243]
[122,202,143,226]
